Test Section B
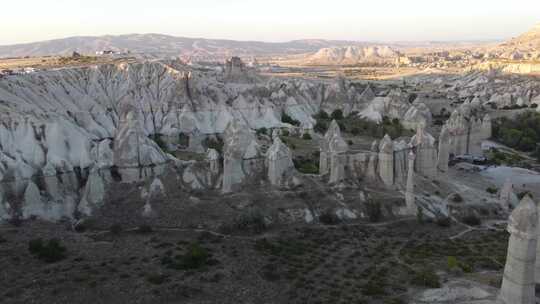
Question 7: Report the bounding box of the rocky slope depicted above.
[305,45,398,65]
[0,34,370,59]
[488,22,540,60]
[0,60,401,222]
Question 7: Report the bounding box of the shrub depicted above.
[486,187,498,194]
[136,225,153,233]
[411,268,440,288]
[451,193,464,203]
[178,243,210,269]
[281,112,300,126]
[146,273,167,285]
[517,191,533,200]
[436,217,451,227]
[447,256,458,270]
[150,134,168,152]
[302,133,312,140]
[462,214,481,226]
[281,129,290,137]
[109,224,123,234]
[232,210,268,233]
[28,238,67,263]
[293,156,320,174]
[417,207,424,224]
[203,137,224,154]
[314,110,329,120]
[365,200,382,223]
[298,163,319,174]
[331,109,344,120]
[319,210,341,225]
[314,120,328,134]
[256,127,268,136]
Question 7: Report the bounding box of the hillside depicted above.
[0,34,366,59]
[306,45,399,65]
[490,22,540,60]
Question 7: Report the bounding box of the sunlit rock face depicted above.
[222,119,262,193]
[442,109,491,157]
[410,127,437,178]
[404,151,416,215]
[113,99,168,169]
[319,120,343,176]
[378,135,394,186]
[437,125,451,173]
[402,102,432,130]
[499,196,538,304]
[266,137,295,187]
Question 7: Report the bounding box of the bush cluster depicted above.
[28,238,67,263]
[492,112,540,155]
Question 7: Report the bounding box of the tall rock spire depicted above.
[499,195,538,304]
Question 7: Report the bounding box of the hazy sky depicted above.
[1,0,539,45]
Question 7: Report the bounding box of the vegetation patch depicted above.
[28,238,67,263]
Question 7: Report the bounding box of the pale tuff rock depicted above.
[206,149,221,175]
[437,125,451,173]
[410,127,437,178]
[22,181,75,221]
[224,56,257,83]
[499,196,537,304]
[359,88,410,123]
[141,178,165,218]
[402,102,432,130]
[320,120,344,175]
[113,99,167,168]
[318,120,348,184]
[444,110,470,156]
[443,110,492,157]
[267,137,295,186]
[481,114,492,140]
[91,139,114,169]
[78,173,106,216]
[393,140,409,184]
[186,129,206,153]
[222,119,258,193]
[0,189,10,221]
[378,135,394,186]
[498,179,517,211]
[404,151,416,215]
[366,140,379,181]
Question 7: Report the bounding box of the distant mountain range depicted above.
[0,33,501,60]
[0,34,371,59]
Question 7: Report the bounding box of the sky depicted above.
[1,0,539,45]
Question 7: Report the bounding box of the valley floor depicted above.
[0,217,509,304]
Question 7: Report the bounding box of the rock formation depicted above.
[327,122,349,184]
[113,98,167,169]
[481,114,492,140]
[437,125,451,173]
[402,102,432,130]
[78,173,106,216]
[366,140,379,181]
[378,135,394,186]
[404,151,416,215]
[267,137,295,186]
[206,149,221,175]
[499,195,538,304]
[222,119,259,193]
[320,120,344,176]
[410,127,437,178]
[443,110,492,157]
